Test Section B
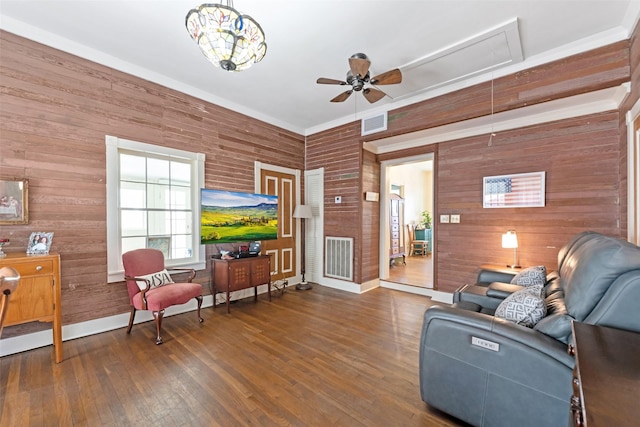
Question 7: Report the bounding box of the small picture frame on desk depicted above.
[26,231,54,254]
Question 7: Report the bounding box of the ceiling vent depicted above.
[361,112,387,136]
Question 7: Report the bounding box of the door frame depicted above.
[379,153,435,286]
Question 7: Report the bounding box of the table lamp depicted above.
[502,230,520,268]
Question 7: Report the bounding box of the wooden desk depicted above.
[210,255,271,313]
[0,252,63,363]
[569,322,640,426]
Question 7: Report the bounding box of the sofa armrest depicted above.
[419,305,574,427]
[421,305,573,366]
[477,268,516,285]
[486,281,524,299]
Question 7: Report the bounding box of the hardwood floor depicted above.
[387,254,434,289]
[0,285,463,427]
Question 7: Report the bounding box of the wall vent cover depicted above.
[361,112,387,136]
[325,236,353,281]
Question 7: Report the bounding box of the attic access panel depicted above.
[384,18,523,100]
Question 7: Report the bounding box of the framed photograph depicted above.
[0,178,28,225]
[147,236,171,258]
[483,171,546,208]
[27,231,54,254]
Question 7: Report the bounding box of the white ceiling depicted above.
[1,1,639,136]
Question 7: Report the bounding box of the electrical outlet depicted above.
[451,214,460,223]
[440,214,450,223]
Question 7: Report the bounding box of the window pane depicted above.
[121,210,147,237]
[171,185,191,210]
[172,211,192,234]
[171,162,191,187]
[171,234,192,259]
[121,181,146,209]
[147,183,170,209]
[120,154,146,182]
[147,158,170,184]
[148,210,171,235]
[121,236,147,254]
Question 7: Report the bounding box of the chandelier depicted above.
[185,2,267,72]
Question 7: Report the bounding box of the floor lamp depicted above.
[293,204,313,290]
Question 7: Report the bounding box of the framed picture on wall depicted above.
[0,178,28,225]
[483,172,546,208]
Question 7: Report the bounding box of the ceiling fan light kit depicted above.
[317,53,402,103]
[185,1,267,72]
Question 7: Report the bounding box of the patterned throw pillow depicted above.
[495,285,547,328]
[510,265,547,286]
[135,269,175,290]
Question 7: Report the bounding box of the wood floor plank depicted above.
[0,286,464,426]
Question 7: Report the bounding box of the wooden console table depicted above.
[0,252,63,363]
[210,255,271,313]
[569,322,640,426]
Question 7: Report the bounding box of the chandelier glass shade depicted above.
[185,2,267,72]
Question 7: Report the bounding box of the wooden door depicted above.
[260,169,296,280]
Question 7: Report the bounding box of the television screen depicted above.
[200,189,278,244]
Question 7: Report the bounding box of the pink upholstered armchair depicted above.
[122,249,203,344]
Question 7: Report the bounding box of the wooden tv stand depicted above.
[209,255,271,313]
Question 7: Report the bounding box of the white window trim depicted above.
[106,135,206,283]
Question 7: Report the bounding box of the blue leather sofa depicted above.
[419,232,640,426]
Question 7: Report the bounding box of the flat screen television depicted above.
[200,189,278,244]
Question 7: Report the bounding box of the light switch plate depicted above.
[335,196,342,204]
[440,214,450,223]
[451,214,460,223]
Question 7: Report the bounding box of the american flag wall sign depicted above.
[483,171,545,208]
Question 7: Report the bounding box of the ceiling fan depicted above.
[316,53,402,103]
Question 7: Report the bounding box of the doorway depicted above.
[380,154,434,289]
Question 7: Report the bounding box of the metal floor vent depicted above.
[325,237,353,281]
[361,112,387,136]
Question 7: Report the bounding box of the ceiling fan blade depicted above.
[370,68,402,85]
[363,88,387,103]
[317,77,347,85]
[330,90,353,103]
[349,57,370,78]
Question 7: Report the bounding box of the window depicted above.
[106,136,205,282]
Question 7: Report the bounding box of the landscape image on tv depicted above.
[200,189,278,244]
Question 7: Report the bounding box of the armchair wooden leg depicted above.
[153,310,164,345]
[126,307,136,334]
[195,296,204,323]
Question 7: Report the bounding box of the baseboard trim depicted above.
[1,281,451,358]
[380,280,453,303]
[0,294,217,358]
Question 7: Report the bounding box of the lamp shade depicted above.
[502,230,518,249]
[293,205,313,219]
[185,2,267,72]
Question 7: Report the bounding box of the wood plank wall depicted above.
[0,31,304,335]
[306,122,363,283]
[308,38,636,294]
[619,18,640,238]
[360,150,380,283]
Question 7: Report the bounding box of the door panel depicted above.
[260,169,296,279]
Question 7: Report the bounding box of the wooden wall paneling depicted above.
[434,112,621,293]
[361,150,380,282]
[306,122,363,284]
[0,31,304,336]
[369,41,631,142]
